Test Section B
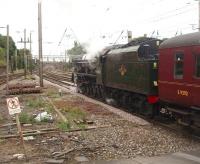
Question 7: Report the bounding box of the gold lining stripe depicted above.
[158,80,200,88]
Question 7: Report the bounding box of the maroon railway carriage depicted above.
[159,32,200,127]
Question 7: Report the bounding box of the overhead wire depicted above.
[149,7,196,23]
[58,27,67,46]
[150,3,196,19]
[113,30,124,45]
[131,1,198,38]
[57,0,197,48]
[100,0,197,42]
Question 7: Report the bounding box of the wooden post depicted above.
[15,114,27,160]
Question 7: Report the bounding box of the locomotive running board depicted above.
[167,107,191,115]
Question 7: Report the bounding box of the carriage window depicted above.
[195,55,200,77]
[174,53,184,79]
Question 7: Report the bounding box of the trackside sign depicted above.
[6,97,22,115]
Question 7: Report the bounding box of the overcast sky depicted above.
[0,0,198,60]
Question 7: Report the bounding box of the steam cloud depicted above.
[82,38,109,61]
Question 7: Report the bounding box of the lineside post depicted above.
[6,25,9,95]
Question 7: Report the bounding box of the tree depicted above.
[0,34,17,67]
[17,49,30,70]
[67,41,86,56]
[0,34,16,57]
[0,47,5,66]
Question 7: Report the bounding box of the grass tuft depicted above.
[61,107,86,121]
[19,112,35,124]
[60,106,87,129]
[27,98,45,108]
[46,89,60,98]
[57,121,71,131]
[77,123,86,130]
[0,114,4,123]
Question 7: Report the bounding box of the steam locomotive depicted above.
[73,32,200,128]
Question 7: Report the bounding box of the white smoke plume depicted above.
[82,38,109,61]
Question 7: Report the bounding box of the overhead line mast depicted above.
[38,0,43,87]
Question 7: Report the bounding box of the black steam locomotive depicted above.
[73,32,200,128]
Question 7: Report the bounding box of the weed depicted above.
[27,98,45,108]
[0,139,4,143]
[0,114,4,123]
[40,117,51,123]
[57,121,71,131]
[60,107,87,129]
[45,104,54,113]
[77,123,86,130]
[19,112,35,124]
[25,75,35,80]
[62,107,86,120]
[19,112,29,123]
[46,89,60,98]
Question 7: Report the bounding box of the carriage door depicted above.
[173,52,189,106]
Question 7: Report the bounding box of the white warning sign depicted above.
[6,97,22,115]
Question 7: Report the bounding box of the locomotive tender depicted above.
[73,32,200,128]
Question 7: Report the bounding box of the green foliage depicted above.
[45,104,54,113]
[61,106,86,121]
[77,123,86,130]
[17,49,24,69]
[19,112,29,123]
[67,41,86,56]
[17,49,31,70]
[0,60,5,66]
[59,107,87,130]
[57,121,71,131]
[26,75,36,80]
[0,114,4,123]
[27,98,45,108]
[19,112,35,124]
[0,139,5,143]
[0,34,20,70]
[0,47,5,66]
[0,34,16,58]
[46,89,60,98]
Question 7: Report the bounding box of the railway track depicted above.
[43,71,200,139]
[43,71,76,90]
[0,72,24,86]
